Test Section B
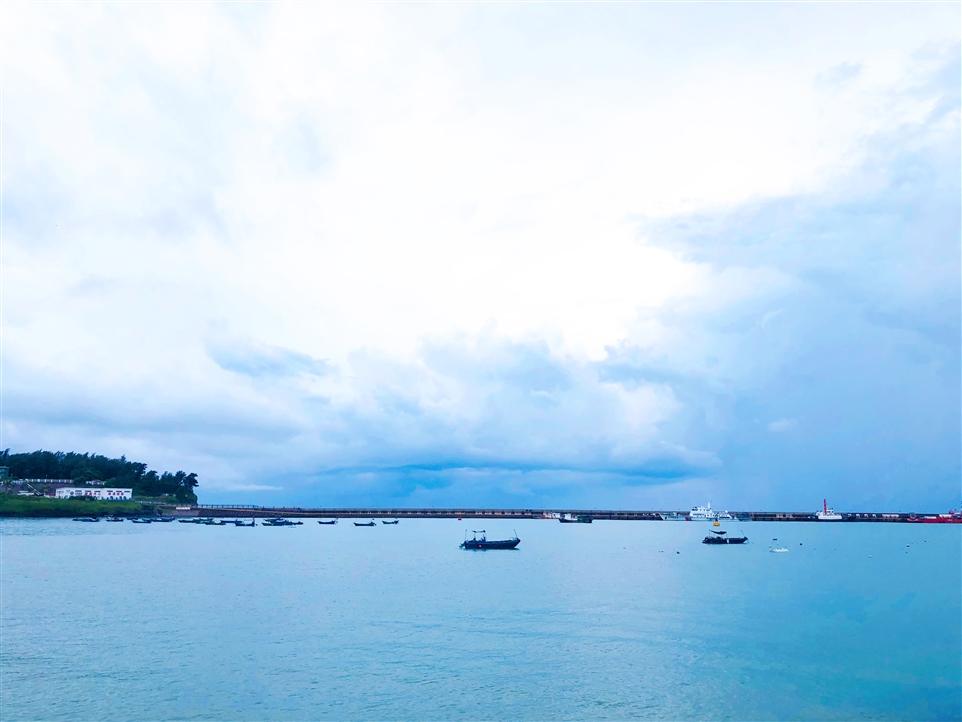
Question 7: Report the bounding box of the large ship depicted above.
[688,503,717,521]
[817,499,843,521]
[907,509,962,524]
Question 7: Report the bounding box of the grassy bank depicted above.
[0,494,149,518]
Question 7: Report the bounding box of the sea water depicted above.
[2,518,959,721]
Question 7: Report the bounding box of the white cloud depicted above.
[768,419,798,434]
[2,4,958,507]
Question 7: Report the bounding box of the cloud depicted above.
[815,62,862,88]
[208,339,332,379]
[2,5,958,509]
[768,419,797,434]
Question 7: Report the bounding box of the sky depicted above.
[2,3,959,511]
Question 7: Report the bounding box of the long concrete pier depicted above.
[166,505,929,522]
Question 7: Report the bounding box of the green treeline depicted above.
[1,450,199,503]
[0,495,147,518]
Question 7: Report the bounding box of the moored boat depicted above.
[460,530,520,550]
[73,516,100,522]
[381,519,400,525]
[702,529,747,545]
[318,519,338,525]
[816,499,843,521]
[909,508,962,524]
[354,520,377,527]
[559,514,592,523]
[688,503,718,521]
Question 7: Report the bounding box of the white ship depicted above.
[688,503,718,521]
[816,499,843,521]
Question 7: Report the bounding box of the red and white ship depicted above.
[908,509,962,524]
[816,499,843,521]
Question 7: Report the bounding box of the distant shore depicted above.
[3,495,954,522]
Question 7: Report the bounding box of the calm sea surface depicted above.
[2,518,960,721]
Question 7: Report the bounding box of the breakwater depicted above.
[169,506,925,522]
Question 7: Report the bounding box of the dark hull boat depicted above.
[703,530,747,545]
[460,530,520,550]
[318,519,338,525]
[354,521,377,527]
[381,519,399,525]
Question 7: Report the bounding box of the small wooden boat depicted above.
[381,519,399,525]
[354,520,377,527]
[317,519,338,525]
[262,518,302,526]
[702,530,747,545]
[131,518,153,524]
[73,516,100,522]
[460,530,520,550]
[104,516,125,522]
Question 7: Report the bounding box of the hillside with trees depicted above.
[1,450,199,503]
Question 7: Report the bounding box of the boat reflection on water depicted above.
[460,530,520,550]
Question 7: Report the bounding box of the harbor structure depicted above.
[55,487,133,501]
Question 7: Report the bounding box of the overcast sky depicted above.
[3,3,959,510]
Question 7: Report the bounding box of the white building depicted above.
[55,487,132,501]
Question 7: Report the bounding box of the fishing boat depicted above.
[131,518,152,524]
[702,529,747,545]
[104,516,125,522]
[659,512,687,521]
[460,530,520,550]
[381,519,400,525]
[354,520,377,527]
[73,516,100,522]
[816,499,843,521]
[229,518,256,527]
[263,518,302,526]
[152,517,175,523]
[318,519,338,525]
